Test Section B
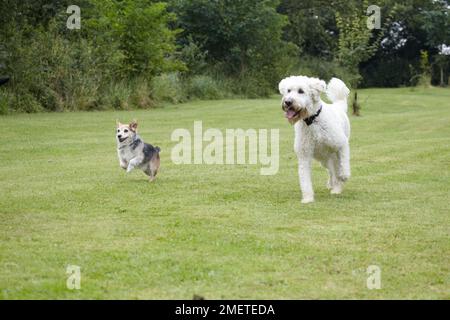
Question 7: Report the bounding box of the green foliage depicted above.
[361,58,420,88]
[151,73,186,104]
[360,0,449,87]
[287,56,352,85]
[0,0,185,113]
[171,0,297,94]
[229,72,275,98]
[432,53,450,87]
[420,4,450,48]
[0,0,449,113]
[130,79,154,109]
[1,20,99,112]
[278,0,337,58]
[179,36,209,77]
[100,81,133,110]
[335,0,380,88]
[420,3,450,87]
[85,0,185,79]
[186,75,224,100]
[0,89,12,115]
[420,50,431,75]
[418,50,432,87]
[0,89,43,114]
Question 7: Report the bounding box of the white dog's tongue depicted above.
[285,109,296,119]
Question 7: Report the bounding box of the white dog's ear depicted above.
[309,78,326,96]
[278,78,289,95]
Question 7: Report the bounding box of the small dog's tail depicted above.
[326,78,350,113]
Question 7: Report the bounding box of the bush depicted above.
[0,89,13,115]
[360,57,418,88]
[32,86,63,112]
[186,75,223,100]
[100,82,132,110]
[86,0,184,78]
[151,73,186,104]
[0,87,43,115]
[130,79,154,109]
[232,73,273,98]
[13,91,43,113]
[180,36,208,77]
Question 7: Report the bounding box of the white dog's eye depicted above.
[117,129,120,132]
[287,89,291,93]
[298,89,304,94]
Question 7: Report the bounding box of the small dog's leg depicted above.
[143,158,159,182]
[126,158,141,173]
[150,168,158,181]
[142,165,154,182]
[149,156,160,182]
[119,160,128,170]
[337,143,351,182]
[146,166,157,182]
[298,157,314,203]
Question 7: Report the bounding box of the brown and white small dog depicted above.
[116,120,161,181]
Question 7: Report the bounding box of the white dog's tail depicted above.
[326,78,350,113]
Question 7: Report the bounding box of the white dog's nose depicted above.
[284,99,293,107]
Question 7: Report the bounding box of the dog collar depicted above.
[304,105,322,126]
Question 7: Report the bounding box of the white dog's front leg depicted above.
[337,143,351,182]
[325,157,337,187]
[126,157,142,173]
[298,156,314,203]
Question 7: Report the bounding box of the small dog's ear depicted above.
[129,119,138,132]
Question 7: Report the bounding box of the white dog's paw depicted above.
[338,173,350,182]
[330,181,343,194]
[330,185,343,195]
[301,196,314,204]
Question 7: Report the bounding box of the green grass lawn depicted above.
[0,87,449,299]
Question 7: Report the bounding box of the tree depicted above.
[169,0,297,94]
[359,0,449,87]
[335,0,385,115]
[278,0,338,59]
[335,1,381,88]
[434,46,450,87]
[86,0,184,79]
[421,1,450,86]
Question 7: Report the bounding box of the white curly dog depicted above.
[278,76,351,203]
